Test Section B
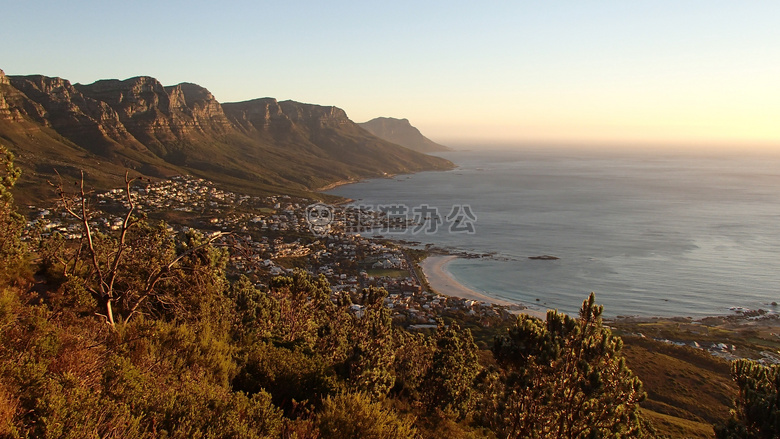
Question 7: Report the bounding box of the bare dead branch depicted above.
[124,231,232,323]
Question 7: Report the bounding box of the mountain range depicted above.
[0,68,453,204]
[359,117,450,153]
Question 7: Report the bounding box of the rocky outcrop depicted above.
[529,255,559,260]
[0,69,11,120]
[74,78,237,156]
[172,83,233,133]
[76,77,186,150]
[278,100,351,128]
[0,69,47,123]
[222,98,289,133]
[359,117,449,153]
[223,98,351,133]
[9,75,145,154]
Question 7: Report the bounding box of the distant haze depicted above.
[358,117,450,153]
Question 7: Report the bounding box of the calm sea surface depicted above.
[327,147,780,317]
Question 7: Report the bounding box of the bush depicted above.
[233,342,338,413]
[0,144,29,286]
[318,392,417,439]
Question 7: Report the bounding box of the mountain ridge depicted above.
[358,117,450,153]
[0,68,453,204]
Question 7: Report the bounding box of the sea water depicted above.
[327,147,780,317]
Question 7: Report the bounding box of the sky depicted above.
[2,1,779,149]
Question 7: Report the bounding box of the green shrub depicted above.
[0,144,29,286]
[234,342,338,413]
[318,392,417,439]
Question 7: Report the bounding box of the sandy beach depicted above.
[420,254,548,319]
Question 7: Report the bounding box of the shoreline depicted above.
[317,172,404,192]
[316,178,361,192]
[420,254,549,319]
[418,253,778,325]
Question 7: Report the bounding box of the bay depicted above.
[327,147,780,317]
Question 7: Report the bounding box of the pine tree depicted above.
[715,359,780,439]
[484,293,648,438]
[420,321,481,419]
[344,287,397,398]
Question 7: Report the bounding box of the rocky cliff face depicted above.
[0,69,47,123]
[222,98,290,133]
[172,83,233,133]
[72,78,239,157]
[278,100,351,128]
[0,69,10,119]
[9,75,145,154]
[223,98,351,131]
[359,117,450,153]
[0,69,454,200]
[76,78,181,149]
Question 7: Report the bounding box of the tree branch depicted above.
[124,231,232,323]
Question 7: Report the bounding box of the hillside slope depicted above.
[359,117,450,153]
[0,68,453,203]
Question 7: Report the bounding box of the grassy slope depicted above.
[641,409,715,439]
[0,118,177,206]
[4,118,451,205]
[620,337,735,438]
[608,315,773,439]
[614,315,780,437]
[622,336,735,424]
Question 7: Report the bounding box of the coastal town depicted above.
[26,175,513,331]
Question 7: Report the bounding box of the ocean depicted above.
[327,147,780,317]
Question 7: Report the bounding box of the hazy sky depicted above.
[2,1,778,148]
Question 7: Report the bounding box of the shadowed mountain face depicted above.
[358,117,450,153]
[0,68,453,203]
